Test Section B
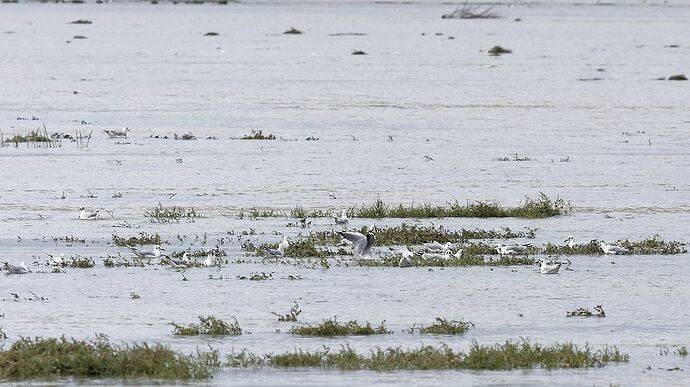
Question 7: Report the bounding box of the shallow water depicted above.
[0,1,689,385]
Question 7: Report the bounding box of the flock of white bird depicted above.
[3,207,632,276]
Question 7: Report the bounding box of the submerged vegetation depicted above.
[411,318,474,335]
[112,232,162,247]
[239,194,567,219]
[488,45,512,56]
[272,301,302,322]
[145,204,202,223]
[226,341,628,370]
[239,129,275,140]
[171,316,243,336]
[567,305,606,318]
[290,318,390,336]
[283,27,303,35]
[0,336,220,379]
[544,236,685,256]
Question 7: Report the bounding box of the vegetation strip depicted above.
[225,341,628,370]
[0,336,220,379]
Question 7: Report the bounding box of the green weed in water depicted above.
[0,335,220,379]
[272,301,302,322]
[412,317,474,335]
[171,316,243,336]
[112,232,162,247]
[290,318,390,336]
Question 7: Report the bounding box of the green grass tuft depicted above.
[145,204,202,223]
[112,232,162,247]
[239,129,275,140]
[272,301,302,322]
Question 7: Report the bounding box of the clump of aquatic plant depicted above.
[70,19,92,24]
[353,194,567,219]
[284,240,328,258]
[488,45,512,56]
[272,301,302,322]
[283,27,302,34]
[290,318,390,336]
[567,305,606,318]
[0,326,6,340]
[351,50,367,55]
[542,240,601,255]
[174,132,196,140]
[69,256,95,268]
[619,235,686,255]
[668,74,687,81]
[226,341,628,370]
[315,225,536,246]
[237,272,273,281]
[442,2,499,19]
[676,346,688,357]
[2,129,52,144]
[112,232,162,247]
[129,292,141,300]
[411,317,474,335]
[239,129,275,140]
[171,316,243,336]
[204,32,219,36]
[290,206,330,218]
[103,258,145,268]
[0,335,220,379]
[145,204,202,223]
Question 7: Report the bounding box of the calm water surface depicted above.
[0,1,689,385]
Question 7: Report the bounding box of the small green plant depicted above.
[272,301,302,322]
[668,74,687,81]
[290,318,390,336]
[0,335,220,379]
[70,19,92,24]
[171,316,243,336]
[239,130,276,140]
[488,45,512,56]
[0,326,6,340]
[129,292,141,300]
[676,346,688,357]
[412,317,474,335]
[283,27,302,34]
[3,129,52,144]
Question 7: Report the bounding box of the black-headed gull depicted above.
[79,207,99,220]
[495,244,530,255]
[164,255,188,268]
[564,236,576,248]
[128,245,163,259]
[423,241,452,252]
[4,262,29,274]
[539,259,561,274]
[203,252,219,267]
[334,210,349,225]
[338,231,376,259]
[104,127,130,138]
[599,241,628,255]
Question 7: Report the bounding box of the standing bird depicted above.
[104,127,130,138]
[163,255,188,268]
[338,231,376,259]
[334,210,349,226]
[4,262,29,274]
[564,236,576,248]
[599,241,628,255]
[399,256,412,268]
[79,207,99,220]
[539,259,561,274]
[203,253,218,267]
[278,235,289,252]
[127,245,163,260]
